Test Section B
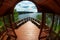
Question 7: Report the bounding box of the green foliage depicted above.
[36,14,51,26]
[0,18,3,26]
[46,18,51,26]
[0,18,5,32]
[47,13,53,19]
[53,20,60,33]
[0,9,19,32]
[36,13,60,34]
[54,25,60,33]
[36,14,42,20]
[14,9,19,22]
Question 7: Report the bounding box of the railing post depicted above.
[12,11,17,28]
[2,10,17,40]
[2,15,11,40]
[7,13,17,40]
[38,12,46,40]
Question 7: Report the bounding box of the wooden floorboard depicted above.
[1,21,48,40]
[15,21,48,40]
[15,21,40,40]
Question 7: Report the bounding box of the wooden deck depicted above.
[0,21,49,40]
[15,21,40,40]
[15,21,48,40]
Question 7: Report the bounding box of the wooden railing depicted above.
[0,13,60,40]
[16,17,41,29]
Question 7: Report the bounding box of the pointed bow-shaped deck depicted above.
[15,21,40,40]
[15,21,48,40]
[1,21,49,40]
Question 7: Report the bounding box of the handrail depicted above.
[15,17,50,40]
[15,17,41,29]
[0,14,60,40]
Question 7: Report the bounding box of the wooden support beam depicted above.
[7,13,17,40]
[38,12,46,40]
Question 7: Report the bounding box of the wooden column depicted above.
[39,12,46,40]
[8,7,18,38]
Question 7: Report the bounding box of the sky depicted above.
[14,1,38,12]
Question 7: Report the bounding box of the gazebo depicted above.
[0,0,60,40]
